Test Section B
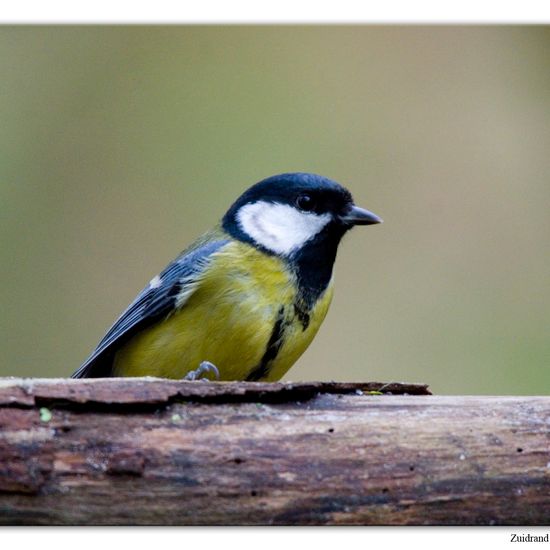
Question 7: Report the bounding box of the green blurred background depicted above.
[1,26,548,394]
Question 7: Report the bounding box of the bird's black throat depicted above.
[290,222,347,310]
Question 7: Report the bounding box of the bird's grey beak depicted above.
[340,205,383,226]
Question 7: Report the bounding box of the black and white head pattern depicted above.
[222,173,355,258]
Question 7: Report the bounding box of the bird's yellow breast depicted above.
[112,241,333,381]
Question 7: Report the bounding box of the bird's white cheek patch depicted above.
[237,201,331,256]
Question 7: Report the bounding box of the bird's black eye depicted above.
[296,194,315,212]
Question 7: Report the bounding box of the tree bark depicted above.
[0,377,548,525]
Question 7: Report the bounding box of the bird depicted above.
[72,172,382,381]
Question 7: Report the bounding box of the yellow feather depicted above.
[112,240,333,381]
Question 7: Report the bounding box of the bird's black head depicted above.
[223,172,381,256]
[222,173,381,306]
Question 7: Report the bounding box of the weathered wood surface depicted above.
[0,377,548,525]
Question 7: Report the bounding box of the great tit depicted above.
[72,172,382,381]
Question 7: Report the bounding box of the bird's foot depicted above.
[183,361,220,381]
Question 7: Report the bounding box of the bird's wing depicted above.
[72,238,229,378]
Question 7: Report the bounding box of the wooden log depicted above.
[0,377,548,525]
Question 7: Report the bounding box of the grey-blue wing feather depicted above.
[72,239,229,378]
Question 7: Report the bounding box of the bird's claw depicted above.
[184,361,220,381]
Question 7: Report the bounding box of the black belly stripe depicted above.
[246,306,286,381]
[293,302,310,332]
